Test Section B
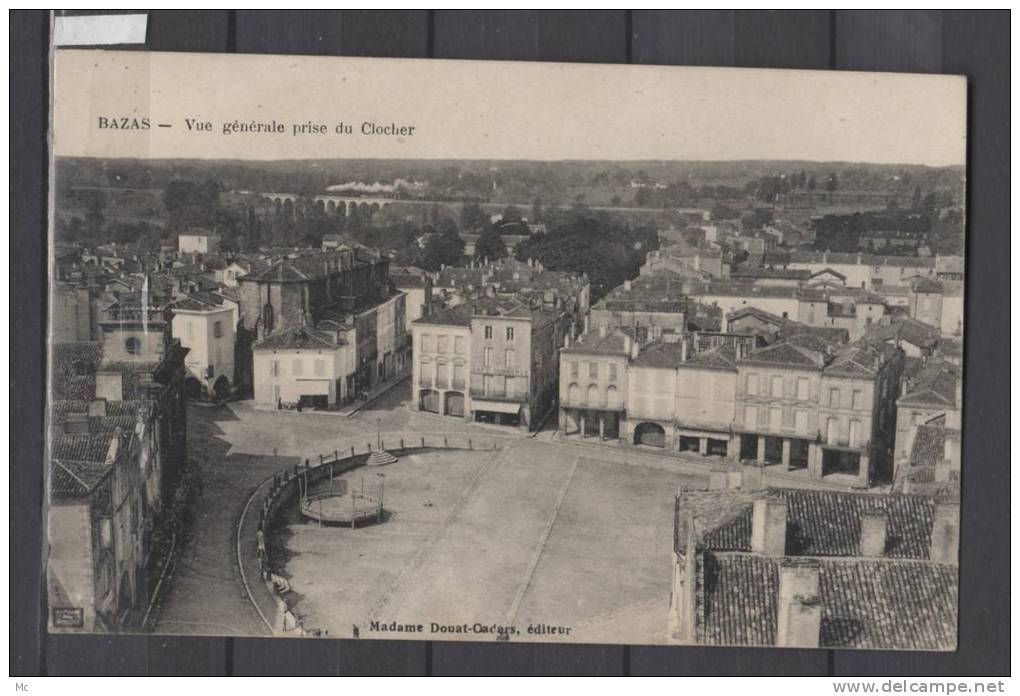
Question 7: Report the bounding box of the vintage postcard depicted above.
[47,50,965,648]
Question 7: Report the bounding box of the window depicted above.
[796,377,809,401]
[213,320,223,338]
[746,374,758,396]
[608,364,618,382]
[505,348,515,366]
[795,410,809,435]
[292,359,303,376]
[589,362,598,379]
[771,375,784,397]
[125,337,141,356]
[506,326,515,341]
[271,360,280,377]
[744,405,758,427]
[829,387,840,407]
[770,407,782,431]
[314,359,325,377]
[454,336,466,355]
[484,347,493,366]
[98,517,113,550]
[437,334,449,353]
[849,420,863,448]
[568,383,580,403]
[436,361,448,388]
[421,333,434,352]
[570,361,579,378]
[587,384,600,406]
[852,390,864,410]
[827,417,839,445]
[453,363,465,389]
[484,325,493,340]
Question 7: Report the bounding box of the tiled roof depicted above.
[864,317,940,350]
[911,277,945,294]
[253,325,346,351]
[740,341,826,370]
[699,553,958,650]
[51,342,103,400]
[50,458,112,498]
[910,422,946,469]
[250,248,381,283]
[51,433,113,464]
[730,267,811,281]
[824,341,897,378]
[726,306,787,328]
[413,303,473,328]
[695,488,937,559]
[173,295,224,312]
[681,344,737,372]
[811,267,848,280]
[562,329,633,357]
[776,323,849,346]
[470,296,564,329]
[899,359,959,410]
[631,341,687,369]
[98,361,163,399]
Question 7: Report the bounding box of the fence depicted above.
[239,432,502,636]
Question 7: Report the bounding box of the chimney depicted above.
[751,495,788,556]
[624,279,632,292]
[583,315,589,335]
[858,508,888,557]
[674,507,699,644]
[681,339,688,362]
[631,337,640,360]
[87,399,107,418]
[623,334,632,356]
[929,501,960,565]
[777,559,822,648]
[95,372,124,401]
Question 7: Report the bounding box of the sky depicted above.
[53,50,967,167]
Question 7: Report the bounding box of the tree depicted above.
[501,204,523,224]
[420,227,465,271]
[82,190,106,234]
[460,202,487,231]
[163,179,222,231]
[530,197,543,223]
[912,186,923,210]
[474,226,506,262]
[807,175,817,191]
[825,172,839,192]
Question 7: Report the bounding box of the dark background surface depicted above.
[11,9,1009,676]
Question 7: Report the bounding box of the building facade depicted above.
[172,295,236,400]
[558,327,634,441]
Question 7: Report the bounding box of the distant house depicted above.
[178,230,221,255]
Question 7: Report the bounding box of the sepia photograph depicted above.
[44,49,967,651]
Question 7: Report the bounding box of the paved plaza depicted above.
[152,384,706,642]
[274,440,704,644]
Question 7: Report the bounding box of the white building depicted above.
[172,295,236,400]
[178,231,221,255]
[251,325,356,410]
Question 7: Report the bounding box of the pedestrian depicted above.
[352,624,360,639]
